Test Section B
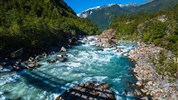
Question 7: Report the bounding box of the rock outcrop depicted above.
[99,29,116,39]
[56,81,116,100]
[96,29,117,48]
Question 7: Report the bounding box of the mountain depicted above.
[0,0,99,56]
[78,0,178,30]
[78,3,137,30]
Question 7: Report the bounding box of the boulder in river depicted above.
[69,37,78,45]
[99,29,116,39]
[47,59,57,63]
[60,47,67,52]
[56,81,116,100]
[136,81,142,87]
[58,57,67,62]
[27,63,40,69]
[96,29,117,48]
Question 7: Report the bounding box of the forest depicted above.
[0,0,100,55]
[109,4,178,56]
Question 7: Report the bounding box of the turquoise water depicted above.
[0,37,137,100]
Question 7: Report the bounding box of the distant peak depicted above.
[78,3,138,15]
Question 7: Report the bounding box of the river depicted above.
[0,36,138,100]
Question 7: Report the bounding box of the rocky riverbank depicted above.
[128,43,178,100]
[0,46,69,72]
[93,28,178,99]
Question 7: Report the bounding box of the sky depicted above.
[64,0,149,14]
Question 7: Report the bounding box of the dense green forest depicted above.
[109,4,178,56]
[0,0,99,55]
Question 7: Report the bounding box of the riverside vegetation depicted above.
[0,0,100,57]
[109,4,178,80]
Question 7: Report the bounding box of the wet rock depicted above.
[69,37,78,45]
[35,55,40,60]
[27,63,40,69]
[13,65,23,71]
[141,89,148,94]
[58,58,67,62]
[136,81,142,87]
[96,48,103,51]
[28,57,34,62]
[141,96,149,100]
[47,59,57,63]
[134,89,142,96]
[116,48,121,52]
[122,90,128,95]
[42,53,47,58]
[57,54,64,58]
[56,81,116,100]
[147,81,153,86]
[60,47,67,52]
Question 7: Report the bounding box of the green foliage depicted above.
[155,50,178,81]
[109,4,178,55]
[0,0,99,54]
[109,4,178,79]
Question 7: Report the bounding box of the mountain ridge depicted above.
[78,0,178,30]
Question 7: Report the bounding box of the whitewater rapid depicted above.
[0,36,137,100]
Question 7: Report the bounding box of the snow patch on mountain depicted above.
[77,3,138,18]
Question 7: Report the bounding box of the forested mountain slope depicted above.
[109,4,178,55]
[0,0,99,56]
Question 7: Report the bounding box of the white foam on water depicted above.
[65,81,79,88]
[66,62,81,67]
[112,78,121,83]
[81,76,108,83]
[39,62,48,65]
[50,93,60,100]
[0,91,3,95]
[67,54,74,58]
[0,96,5,100]
[62,71,70,76]
[113,89,123,100]
[0,73,20,86]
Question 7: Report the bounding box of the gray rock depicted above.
[28,57,34,62]
[136,81,142,87]
[58,58,67,62]
[141,96,149,100]
[60,47,67,52]
[47,59,57,63]
[134,89,142,96]
[27,63,40,69]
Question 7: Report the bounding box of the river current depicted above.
[0,36,137,100]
